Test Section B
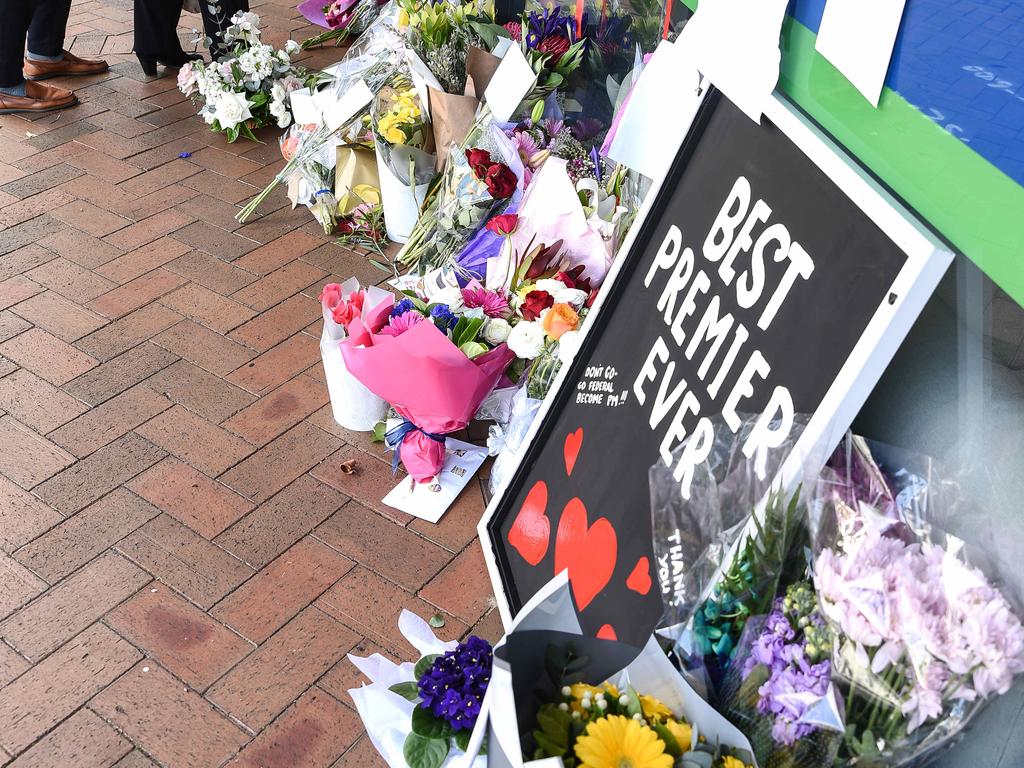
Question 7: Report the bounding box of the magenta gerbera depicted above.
[379,310,426,337]
[461,281,510,319]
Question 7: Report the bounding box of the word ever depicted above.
[632,175,814,498]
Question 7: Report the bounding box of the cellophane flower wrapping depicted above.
[650,416,814,697]
[341,294,514,481]
[347,609,486,768]
[486,572,759,767]
[807,435,1024,768]
[481,385,543,496]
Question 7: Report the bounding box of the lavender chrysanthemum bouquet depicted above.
[810,435,1024,767]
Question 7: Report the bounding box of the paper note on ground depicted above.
[606,40,704,182]
[382,438,488,523]
[323,79,373,131]
[676,0,789,123]
[815,0,908,107]
[484,44,537,122]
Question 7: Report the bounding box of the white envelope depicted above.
[483,44,537,122]
[676,0,789,123]
[289,87,322,125]
[323,79,374,131]
[606,40,705,182]
[382,438,488,523]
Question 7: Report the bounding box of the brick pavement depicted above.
[0,1,502,765]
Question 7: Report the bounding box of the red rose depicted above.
[538,35,570,65]
[484,162,517,199]
[520,290,554,321]
[486,213,519,236]
[466,148,493,175]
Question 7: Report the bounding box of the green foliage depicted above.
[389,681,421,702]
[414,654,441,680]
[403,732,450,768]
[412,705,453,740]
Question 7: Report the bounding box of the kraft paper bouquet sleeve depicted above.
[342,294,514,481]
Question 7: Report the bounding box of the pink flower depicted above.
[324,0,359,28]
[177,62,198,97]
[512,131,541,166]
[461,281,510,318]
[319,284,365,328]
[379,310,425,337]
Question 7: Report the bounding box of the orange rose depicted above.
[542,303,579,340]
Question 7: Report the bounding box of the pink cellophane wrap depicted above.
[342,296,515,481]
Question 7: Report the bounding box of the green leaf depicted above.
[388,681,421,702]
[624,687,643,719]
[460,341,487,359]
[653,723,682,758]
[429,613,446,628]
[680,751,713,768]
[412,705,452,739]
[403,733,449,768]
[453,730,472,753]
[372,420,386,443]
[414,654,440,680]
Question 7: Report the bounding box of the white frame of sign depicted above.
[476,86,955,628]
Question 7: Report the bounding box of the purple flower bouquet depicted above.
[809,435,1024,767]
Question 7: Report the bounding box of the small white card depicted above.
[323,79,374,131]
[815,0,908,107]
[606,40,705,182]
[676,0,789,123]
[484,44,537,122]
[382,438,488,523]
[289,87,322,125]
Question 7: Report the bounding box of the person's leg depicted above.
[200,0,250,59]
[135,0,187,58]
[0,0,32,91]
[26,0,72,60]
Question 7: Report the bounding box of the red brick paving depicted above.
[0,0,501,764]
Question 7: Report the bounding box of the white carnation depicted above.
[557,329,582,365]
[534,278,566,295]
[553,287,587,308]
[482,318,511,344]
[506,321,545,359]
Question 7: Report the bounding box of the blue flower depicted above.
[391,298,415,317]
[430,303,457,332]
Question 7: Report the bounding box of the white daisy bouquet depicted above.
[177,11,319,142]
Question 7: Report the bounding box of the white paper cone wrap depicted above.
[320,325,387,431]
[377,152,429,243]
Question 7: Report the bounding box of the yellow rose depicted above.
[662,720,692,750]
[383,125,405,144]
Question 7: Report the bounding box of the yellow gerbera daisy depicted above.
[639,695,673,722]
[662,719,692,751]
[574,715,673,768]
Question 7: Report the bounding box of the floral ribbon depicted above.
[384,420,446,474]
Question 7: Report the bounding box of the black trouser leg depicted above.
[200,0,250,59]
[0,0,32,87]
[134,0,186,58]
[26,0,72,58]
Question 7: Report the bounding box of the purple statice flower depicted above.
[429,303,457,333]
[416,636,492,731]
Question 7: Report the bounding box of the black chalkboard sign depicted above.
[481,88,952,645]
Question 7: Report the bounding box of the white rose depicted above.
[534,278,566,295]
[506,321,545,359]
[430,285,465,312]
[462,306,485,320]
[285,39,301,56]
[483,318,511,344]
[213,90,252,130]
[557,330,582,365]
[554,287,587,308]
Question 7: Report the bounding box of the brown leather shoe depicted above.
[0,81,78,114]
[23,50,108,81]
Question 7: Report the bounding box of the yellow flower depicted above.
[382,125,405,144]
[639,695,673,723]
[570,683,619,701]
[662,720,692,751]
[719,757,748,768]
[397,8,409,27]
[574,715,673,768]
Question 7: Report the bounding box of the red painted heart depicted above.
[626,557,652,595]
[596,624,617,641]
[563,428,583,477]
[554,497,617,612]
[508,480,550,566]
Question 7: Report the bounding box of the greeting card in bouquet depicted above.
[483,43,537,122]
[382,437,488,523]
